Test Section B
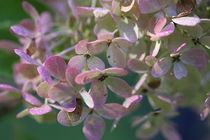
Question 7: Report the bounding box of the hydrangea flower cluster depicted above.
[0,0,210,140]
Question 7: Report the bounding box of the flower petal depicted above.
[50,97,76,112]
[123,95,143,108]
[172,17,201,26]
[10,25,34,38]
[105,77,132,98]
[87,40,108,54]
[16,63,39,79]
[37,66,53,85]
[75,40,89,54]
[88,81,108,109]
[14,49,40,65]
[103,67,128,76]
[151,57,172,78]
[180,48,209,67]
[200,96,210,120]
[0,84,20,93]
[128,59,149,73]
[22,1,39,20]
[87,56,105,70]
[154,17,167,34]
[83,113,105,140]
[48,83,75,104]
[80,89,94,109]
[98,103,127,120]
[22,93,42,106]
[36,81,50,98]
[65,67,81,87]
[29,104,52,115]
[75,70,101,85]
[44,56,67,80]
[173,62,187,79]
[68,55,86,71]
[107,44,126,68]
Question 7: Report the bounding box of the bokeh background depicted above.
[0,0,210,140]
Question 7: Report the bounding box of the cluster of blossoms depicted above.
[1,0,210,140]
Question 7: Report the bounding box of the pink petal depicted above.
[154,17,167,34]
[87,40,108,54]
[14,49,40,65]
[75,6,96,17]
[65,67,81,87]
[16,63,39,79]
[29,104,52,115]
[88,81,108,109]
[16,109,29,118]
[68,55,86,71]
[123,95,143,108]
[44,56,67,80]
[173,62,187,79]
[75,40,89,54]
[151,22,175,40]
[50,98,76,112]
[98,103,127,119]
[83,113,105,140]
[172,17,201,26]
[151,57,172,78]
[0,84,20,92]
[75,70,101,85]
[22,93,42,106]
[37,66,53,85]
[150,41,161,57]
[22,1,39,20]
[103,67,128,76]
[48,83,76,104]
[87,56,105,70]
[57,107,90,126]
[10,25,34,38]
[105,77,132,98]
[107,44,126,68]
[112,37,133,51]
[180,48,209,67]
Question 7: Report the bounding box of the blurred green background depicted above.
[0,0,209,140]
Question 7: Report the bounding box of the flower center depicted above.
[98,75,108,81]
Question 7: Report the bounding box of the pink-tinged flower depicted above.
[151,43,209,79]
[68,40,105,71]
[75,67,132,109]
[87,32,133,68]
[57,101,127,140]
[147,17,175,41]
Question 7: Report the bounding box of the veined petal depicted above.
[107,44,126,68]
[112,37,133,51]
[98,103,127,120]
[180,48,209,67]
[88,81,108,109]
[75,70,101,85]
[105,77,132,98]
[87,56,105,70]
[36,81,50,98]
[173,62,187,79]
[87,40,108,54]
[44,56,67,80]
[75,40,89,54]
[80,89,94,109]
[68,55,86,71]
[48,83,75,104]
[83,113,105,140]
[65,67,81,87]
[50,97,76,112]
[37,66,53,85]
[151,57,172,78]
